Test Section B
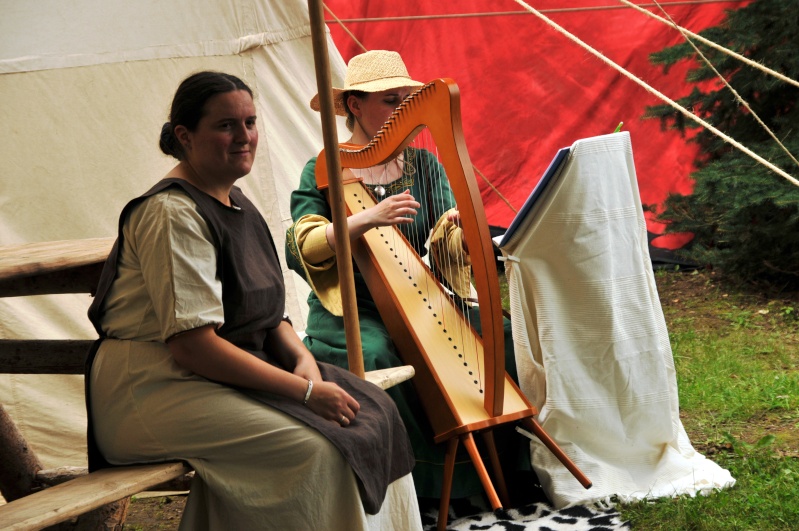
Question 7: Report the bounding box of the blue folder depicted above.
[495,146,571,248]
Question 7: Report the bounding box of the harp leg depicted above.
[480,430,510,507]
[520,417,593,489]
[437,437,459,531]
[462,433,502,511]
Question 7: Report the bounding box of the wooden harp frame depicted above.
[316,79,529,431]
[316,79,590,523]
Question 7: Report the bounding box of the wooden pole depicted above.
[0,404,43,501]
[307,0,365,378]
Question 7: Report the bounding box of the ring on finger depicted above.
[340,415,347,425]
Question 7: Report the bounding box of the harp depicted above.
[315,79,590,527]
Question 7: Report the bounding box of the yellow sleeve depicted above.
[429,208,473,299]
[291,214,343,316]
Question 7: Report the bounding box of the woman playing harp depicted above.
[285,50,522,500]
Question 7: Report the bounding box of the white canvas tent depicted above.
[0,0,346,480]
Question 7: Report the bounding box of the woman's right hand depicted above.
[363,189,419,229]
[305,380,361,427]
[325,189,421,251]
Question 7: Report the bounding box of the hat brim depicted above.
[310,76,425,116]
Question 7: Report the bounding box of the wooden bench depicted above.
[0,463,193,531]
[0,237,414,529]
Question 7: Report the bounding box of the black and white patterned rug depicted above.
[420,497,631,531]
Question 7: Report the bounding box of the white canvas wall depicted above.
[0,0,347,476]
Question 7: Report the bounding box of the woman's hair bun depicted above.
[159,122,184,160]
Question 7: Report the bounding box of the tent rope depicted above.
[641,0,799,170]
[323,3,368,52]
[322,1,749,23]
[620,0,799,90]
[474,165,518,214]
[511,0,799,188]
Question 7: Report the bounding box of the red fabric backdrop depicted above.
[323,0,751,249]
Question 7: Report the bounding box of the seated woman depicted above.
[86,70,421,530]
[286,50,521,501]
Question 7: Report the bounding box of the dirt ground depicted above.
[124,493,186,530]
[122,269,799,529]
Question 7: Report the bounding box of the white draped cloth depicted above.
[499,132,735,508]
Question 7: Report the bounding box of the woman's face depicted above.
[182,90,258,182]
[349,87,413,140]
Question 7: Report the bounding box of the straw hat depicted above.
[310,50,424,116]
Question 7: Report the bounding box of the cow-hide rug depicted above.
[420,498,631,531]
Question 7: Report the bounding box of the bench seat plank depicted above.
[0,461,192,531]
[0,340,92,374]
[0,237,113,297]
[0,238,114,282]
[363,365,415,390]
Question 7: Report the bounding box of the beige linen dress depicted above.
[89,187,421,530]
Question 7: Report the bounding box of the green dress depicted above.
[286,148,521,499]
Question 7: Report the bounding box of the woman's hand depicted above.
[169,325,358,426]
[446,209,468,253]
[363,189,419,229]
[305,380,361,427]
[325,189,421,251]
[446,209,461,227]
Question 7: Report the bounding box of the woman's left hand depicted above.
[305,380,361,427]
[446,210,468,253]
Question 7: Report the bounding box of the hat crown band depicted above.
[346,67,412,86]
[347,74,415,90]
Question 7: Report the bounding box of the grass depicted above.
[617,269,799,530]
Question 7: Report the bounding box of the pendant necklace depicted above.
[374,162,389,197]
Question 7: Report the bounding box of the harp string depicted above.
[387,127,485,392]
[348,124,485,393]
[426,127,482,391]
[420,129,483,391]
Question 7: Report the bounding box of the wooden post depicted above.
[0,404,43,502]
[0,405,131,530]
[307,0,365,378]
